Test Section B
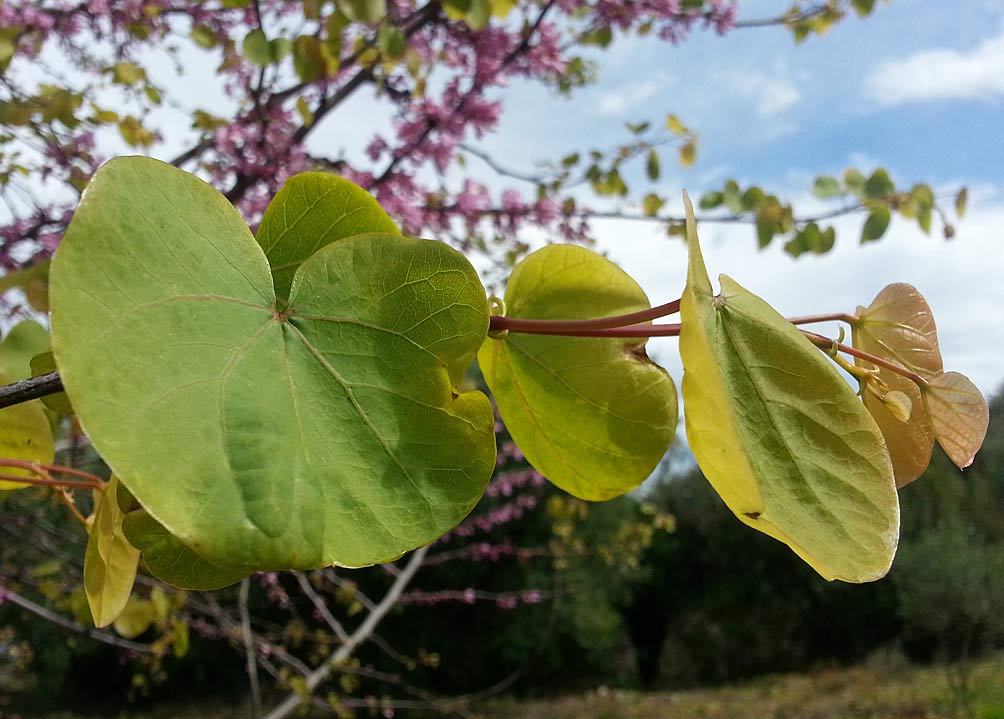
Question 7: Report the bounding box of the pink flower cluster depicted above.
[0,0,736,266]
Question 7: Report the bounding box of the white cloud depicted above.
[595,80,662,116]
[753,77,801,117]
[718,70,800,119]
[866,31,1004,106]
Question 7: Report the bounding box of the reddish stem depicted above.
[787,312,858,326]
[800,331,928,387]
[506,322,682,338]
[488,299,680,335]
[0,459,105,491]
[488,309,923,388]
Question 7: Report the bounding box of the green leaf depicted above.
[853,284,942,487]
[812,175,841,199]
[645,149,660,181]
[110,61,146,85]
[122,509,247,590]
[843,169,865,198]
[665,114,687,135]
[861,206,891,243]
[0,320,49,381]
[84,476,141,628]
[864,168,895,199]
[479,245,678,501]
[678,141,696,168]
[955,187,968,218]
[851,0,876,16]
[296,96,313,127]
[922,372,989,471]
[113,597,156,639]
[242,29,272,65]
[377,24,407,59]
[699,192,723,210]
[338,0,386,23]
[256,171,400,303]
[50,157,495,571]
[642,192,664,217]
[579,26,612,47]
[190,25,216,48]
[293,35,327,82]
[0,370,54,491]
[464,0,491,30]
[30,349,74,415]
[679,194,898,583]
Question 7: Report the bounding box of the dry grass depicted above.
[481,656,1004,719]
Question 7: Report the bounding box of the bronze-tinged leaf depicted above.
[855,283,943,377]
[923,372,989,470]
[854,283,943,487]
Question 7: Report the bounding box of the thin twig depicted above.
[239,578,264,719]
[292,571,350,643]
[0,583,153,653]
[262,546,429,719]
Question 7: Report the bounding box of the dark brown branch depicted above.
[0,370,62,410]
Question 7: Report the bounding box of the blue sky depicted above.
[470,1,1004,395]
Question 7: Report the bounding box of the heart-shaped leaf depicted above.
[0,370,54,491]
[256,171,399,303]
[923,371,989,470]
[84,476,141,627]
[479,245,677,501]
[51,156,495,572]
[679,194,898,583]
[853,283,943,486]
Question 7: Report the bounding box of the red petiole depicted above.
[490,302,923,386]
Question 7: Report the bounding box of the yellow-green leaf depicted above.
[0,369,54,491]
[923,372,989,470]
[84,476,141,627]
[29,349,73,415]
[0,320,49,381]
[113,597,156,639]
[679,194,898,583]
[679,141,696,168]
[479,245,677,501]
[853,283,942,486]
[665,114,687,134]
[955,187,968,218]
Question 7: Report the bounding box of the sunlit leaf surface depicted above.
[256,171,399,303]
[51,157,495,573]
[680,194,898,583]
[480,245,677,501]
